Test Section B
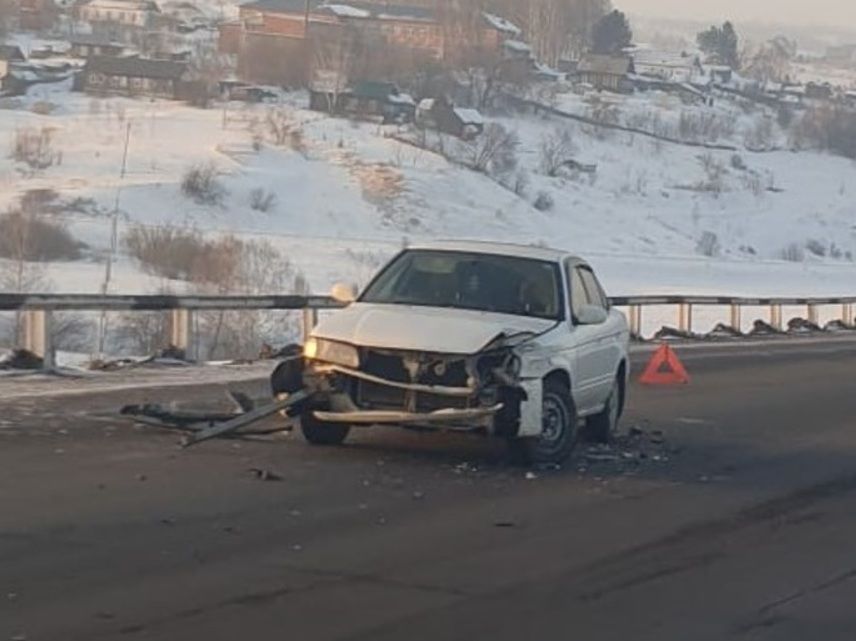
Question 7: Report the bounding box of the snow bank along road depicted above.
[2,337,856,641]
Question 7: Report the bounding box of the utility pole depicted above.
[303,0,311,36]
[97,121,132,357]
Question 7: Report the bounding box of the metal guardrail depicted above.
[1,293,855,370]
[0,294,344,312]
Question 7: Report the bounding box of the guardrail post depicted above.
[170,309,194,359]
[678,303,693,334]
[770,304,783,331]
[23,309,54,370]
[807,304,819,326]
[730,304,742,332]
[843,304,854,328]
[628,305,642,337]
[302,308,318,343]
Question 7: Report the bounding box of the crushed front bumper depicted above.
[314,404,503,427]
[306,362,506,430]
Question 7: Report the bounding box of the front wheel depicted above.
[300,410,350,446]
[585,376,624,443]
[509,378,578,465]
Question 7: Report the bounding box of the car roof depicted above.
[408,240,581,263]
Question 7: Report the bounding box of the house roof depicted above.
[83,0,160,11]
[318,2,435,21]
[0,45,26,62]
[631,49,699,70]
[85,55,188,80]
[482,12,521,36]
[503,39,531,53]
[453,107,484,126]
[69,33,127,47]
[351,80,398,99]
[578,54,633,76]
[242,0,436,21]
[240,0,324,14]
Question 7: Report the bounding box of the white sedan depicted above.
[292,241,630,464]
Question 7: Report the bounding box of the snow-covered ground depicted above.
[1,79,855,340]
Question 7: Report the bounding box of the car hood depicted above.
[312,303,556,354]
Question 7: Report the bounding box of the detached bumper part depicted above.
[313,404,503,426]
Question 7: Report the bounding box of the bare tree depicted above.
[539,128,576,176]
[10,127,60,173]
[486,0,611,63]
[742,36,797,84]
[460,123,519,179]
[0,0,13,36]
[309,23,358,113]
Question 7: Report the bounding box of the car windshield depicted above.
[360,250,564,320]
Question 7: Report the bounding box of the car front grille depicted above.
[361,349,470,387]
[356,349,473,413]
[356,381,470,413]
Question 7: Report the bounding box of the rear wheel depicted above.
[510,378,578,465]
[586,375,624,443]
[300,410,350,446]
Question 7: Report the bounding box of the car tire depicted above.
[510,378,578,465]
[586,375,623,443]
[300,410,350,446]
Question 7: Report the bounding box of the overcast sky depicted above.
[619,0,856,27]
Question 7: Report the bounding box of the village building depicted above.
[17,0,60,31]
[631,49,703,84]
[68,34,131,58]
[78,0,161,38]
[0,45,26,86]
[416,96,484,139]
[77,55,191,99]
[577,54,634,93]
[705,64,733,84]
[310,80,415,122]
[159,1,210,32]
[220,1,521,87]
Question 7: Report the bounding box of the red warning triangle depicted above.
[639,344,690,385]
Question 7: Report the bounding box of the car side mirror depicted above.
[576,304,608,326]
[330,282,356,304]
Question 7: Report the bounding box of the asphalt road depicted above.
[3,337,856,641]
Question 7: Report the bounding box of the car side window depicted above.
[568,265,590,320]
[579,268,609,310]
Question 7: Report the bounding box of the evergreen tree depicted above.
[697,21,740,69]
[591,10,632,54]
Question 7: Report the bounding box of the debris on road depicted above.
[120,389,306,444]
[248,467,282,481]
[525,471,538,480]
[454,462,479,475]
[585,445,620,463]
[577,426,676,476]
[0,349,43,370]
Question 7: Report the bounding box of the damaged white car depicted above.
[289,242,629,464]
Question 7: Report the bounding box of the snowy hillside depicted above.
[1,79,856,319]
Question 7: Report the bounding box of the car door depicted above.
[564,262,604,414]
[577,266,624,405]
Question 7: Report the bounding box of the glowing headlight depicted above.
[304,338,359,368]
[304,337,319,360]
